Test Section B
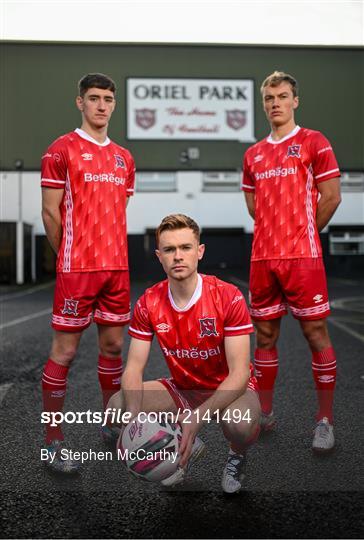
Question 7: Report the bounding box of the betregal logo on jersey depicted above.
[84,173,125,186]
[255,166,297,181]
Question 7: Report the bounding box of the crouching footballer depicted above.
[108,214,261,493]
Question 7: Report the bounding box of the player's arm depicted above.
[121,337,151,420]
[179,334,250,467]
[316,177,341,231]
[195,334,251,417]
[41,187,64,253]
[244,191,255,220]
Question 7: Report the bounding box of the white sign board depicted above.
[127,78,255,141]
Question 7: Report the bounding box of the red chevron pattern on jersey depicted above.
[242,126,340,261]
[41,129,135,272]
[129,274,255,390]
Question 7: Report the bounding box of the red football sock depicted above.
[254,348,279,415]
[42,358,69,444]
[97,355,122,410]
[312,346,336,423]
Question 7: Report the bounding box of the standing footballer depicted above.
[41,73,135,473]
[242,71,341,452]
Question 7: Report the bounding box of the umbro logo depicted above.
[254,154,263,163]
[318,375,335,383]
[313,294,323,304]
[81,153,93,161]
[156,323,171,333]
[51,390,65,398]
[232,295,243,305]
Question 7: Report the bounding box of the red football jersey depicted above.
[41,129,135,272]
[129,274,254,390]
[242,126,340,260]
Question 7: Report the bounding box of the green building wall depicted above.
[1,42,363,171]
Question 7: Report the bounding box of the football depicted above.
[117,418,181,482]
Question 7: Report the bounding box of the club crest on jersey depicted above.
[61,299,79,316]
[114,154,125,169]
[135,109,156,130]
[287,144,301,158]
[199,318,219,337]
[226,110,247,130]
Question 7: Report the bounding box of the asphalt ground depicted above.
[0,272,363,539]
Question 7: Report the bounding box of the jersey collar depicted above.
[168,273,203,312]
[267,125,301,145]
[75,128,110,147]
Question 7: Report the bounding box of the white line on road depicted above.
[0,281,54,302]
[228,275,249,289]
[328,318,364,344]
[331,296,364,313]
[0,308,52,330]
[0,383,13,406]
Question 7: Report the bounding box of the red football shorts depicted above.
[249,258,330,321]
[52,271,130,332]
[159,372,259,411]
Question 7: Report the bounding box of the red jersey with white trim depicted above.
[242,126,340,261]
[41,129,135,272]
[129,274,254,390]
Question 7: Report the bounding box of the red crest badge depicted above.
[226,110,247,130]
[135,109,156,130]
[114,154,125,169]
[199,318,219,337]
[62,299,79,316]
[287,144,301,158]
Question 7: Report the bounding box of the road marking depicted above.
[328,318,364,344]
[228,276,249,289]
[0,281,54,302]
[0,384,13,406]
[330,278,361,286]
[329,316,364,325]
[0,308,52,330]
[331,296,364,313]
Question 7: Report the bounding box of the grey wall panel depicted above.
[1,42,363,170]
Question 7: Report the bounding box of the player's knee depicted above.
[223,420,256,447]
[99,338,123,357]
[50,344,77,365]
[301,319,329,349]
[222,413,259,443]
[256,325,279,348]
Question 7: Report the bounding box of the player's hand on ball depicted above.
[178,411,200,468]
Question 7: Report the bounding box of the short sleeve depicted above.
[241,151,255,192]
[41,142,67,189]
[311,132,340,185]
[223,286,254,337]
[125,151,136,197]
[128,294,154,341]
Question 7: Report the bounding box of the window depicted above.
[340,172,364,192]
[202,172,240,192]
[136,172,177,192]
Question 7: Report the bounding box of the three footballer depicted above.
[40,70,340,489]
